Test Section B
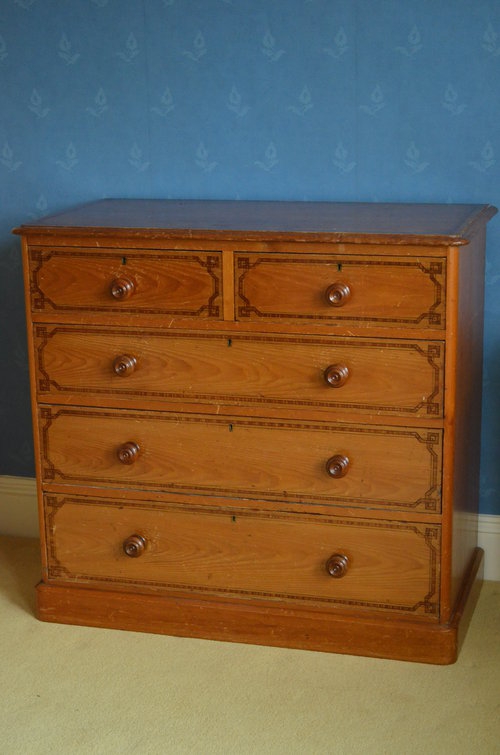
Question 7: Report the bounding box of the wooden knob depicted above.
[113,355,137,377]
[117,441,140,465]
[325,282,351,307]
[326,454,350,478]
[326,553,349,578]
[324,363,350,388]
[110,275,135,300]
[123,534,146,558]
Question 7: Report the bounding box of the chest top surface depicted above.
[13,198,497,245]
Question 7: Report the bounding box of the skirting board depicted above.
[1,475,499,581]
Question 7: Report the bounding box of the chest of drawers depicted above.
[15,199,496,664]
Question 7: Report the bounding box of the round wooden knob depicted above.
[324,363,350,388]
[110,275,135,300]
[123,534,146,558]
[326,553,349,578]
[326,454,350,478]
[325,282,351,307]
[113,355,137,377]
[117,441,140,465]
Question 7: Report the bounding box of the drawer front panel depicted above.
[29,248,222,318]
[44,495,440,617]
[235,253,445,329]
[34,326,444,417]
[40,408,442,512]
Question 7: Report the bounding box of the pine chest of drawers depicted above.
[15,199,497,664]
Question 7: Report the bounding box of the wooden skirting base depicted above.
[36,547,484,665]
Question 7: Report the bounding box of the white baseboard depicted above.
[477,514,500,583]
[0,475,39,538]
[1,475,499,580]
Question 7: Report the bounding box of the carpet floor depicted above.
[1,535,499,754]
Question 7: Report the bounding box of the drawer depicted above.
[28,248,222,319]
[235,253,445,329]
[34,326,444,417]
[40,408,442,512]
[44,495,440,617]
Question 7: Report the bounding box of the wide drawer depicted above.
[34,326,444,417]
[44,495,440,617]
[40,407,442,512]
[235,253,445,329]
[28,247,222,319]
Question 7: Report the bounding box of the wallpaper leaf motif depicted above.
[183,32,207,61]
[359,85,386,116]
[56,143,78,171]
[196,142,218,173]
[396,25,422,57]
[470,142,496,174]
[117,33,140,63]
[58,33,80,65]
[152,88,175,117]
[228,86,250,117]
[442,85,466,116]
[87,88,109,118]
[129,143,149,172]
[482,22,500,56]
[333,143,356,175]
[29,89,50,119]
[404,142,429,174]
[1,144,22,172]
[255,142,279,172]
[262,31,285,62]
[288,86,313,116]
[324,27,349,59]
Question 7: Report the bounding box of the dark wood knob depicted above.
[117,441,140,465]
[326,553,349,578]
[326,454,350,478]
[110,275,135,300]
[123,534,146,558]
[324,363,350,388]
[325,282,351,307]
[113,355,137,377]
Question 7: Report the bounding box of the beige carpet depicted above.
[1,535,499,755]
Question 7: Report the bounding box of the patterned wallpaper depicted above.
[1,0,500,515]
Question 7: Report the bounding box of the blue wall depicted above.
[1,0,500,515]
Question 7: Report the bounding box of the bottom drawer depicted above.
[44,495,440,618]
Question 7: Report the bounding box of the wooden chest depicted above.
[15,199,497,663]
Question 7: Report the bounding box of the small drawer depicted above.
[44,495,440,617]
[28,247,222,319]
[34,326,444,418]
[235,253,445,329]
[40,407,443,512]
